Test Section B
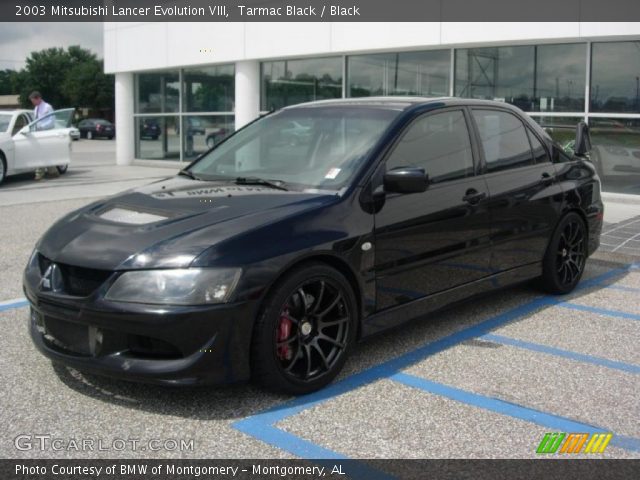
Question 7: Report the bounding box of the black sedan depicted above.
[77,118,114,140]
[24,98,602,394]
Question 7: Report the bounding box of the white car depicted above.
[0,108,74,185]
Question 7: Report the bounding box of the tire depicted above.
[108,136,113,140]
[57,164,68,174]
[251,262,357,395]
[206,136,216,149]
[539,212,588,294]
[152,136,158,141]
[87,131,93,140]
[0,154,6,186]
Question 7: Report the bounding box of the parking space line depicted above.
[0,298,28,312]
[605,285,640,293]
[480,333,640,374]
[555,302,640,321]
[233,423,395,480]
[390,372,640,453]
[232,262,639,459]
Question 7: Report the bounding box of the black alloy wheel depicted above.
[251,263,356,395]
[540,212,587,294]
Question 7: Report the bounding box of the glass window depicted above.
[387,110,474,183]
[530,116,584,149]
[348,50,450,98]
[182,115,235,160]
[261,57,342,111]
[526,129,550,164]
[135,116,180,160]
[0,113,11,133]
[137,71,180,113]
[189,106,400,190]
[589,118,640,194]
[456,46,535,111]
[473,109,534,172]
[11,114,29,136]
[535,44,586,112]
[183,65,234,113]
[591,42,640,113]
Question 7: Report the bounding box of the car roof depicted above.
[284,96,524,112]
[0,109,32,115]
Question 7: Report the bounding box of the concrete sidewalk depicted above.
[0,140,178,206]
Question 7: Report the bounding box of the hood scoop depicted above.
[98,206,170,225]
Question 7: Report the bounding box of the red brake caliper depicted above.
[277,308,293,361]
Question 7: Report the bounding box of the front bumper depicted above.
[25,284,256,386]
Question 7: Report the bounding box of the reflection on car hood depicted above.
[37,176,338,270]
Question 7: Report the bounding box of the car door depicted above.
[373,108,492,311]
[13,109,74,170]
[470,108,564,273]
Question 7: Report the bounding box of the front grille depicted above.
[38,254,112,297]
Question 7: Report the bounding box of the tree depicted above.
[63,59,114,111]
[17,45,114,113]
[0,69,23,95]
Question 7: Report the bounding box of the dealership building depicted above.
[104,22,640,196]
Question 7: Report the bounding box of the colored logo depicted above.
[536,432,612,454]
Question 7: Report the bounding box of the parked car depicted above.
[140,118,160,140]
[77,118,114,140]
[205,127,229,148]
[0,109,74,185]
[24,98,602,395]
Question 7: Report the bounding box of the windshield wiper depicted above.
[177,169,203,181]
[234,177,288,191]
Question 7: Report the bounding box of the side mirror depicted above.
[19,126,31,135]
[383,167,428,194]
[574,121,591,157]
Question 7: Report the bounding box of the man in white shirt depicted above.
[29,91,59,180]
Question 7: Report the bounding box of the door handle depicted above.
[462,189,487,205]
[540,172,554,186]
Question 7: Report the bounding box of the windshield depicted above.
[0,113,11,132]
[189,106,401,190]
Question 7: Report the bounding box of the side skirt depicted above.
[361,263,542,337]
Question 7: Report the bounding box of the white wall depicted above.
[104,22,640,73]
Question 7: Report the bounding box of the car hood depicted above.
[37,176,339,270]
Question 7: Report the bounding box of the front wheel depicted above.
[539,212,588,294]
[251,263,357,395]
[57,164,68,174]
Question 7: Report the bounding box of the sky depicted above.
[0,22,103,70]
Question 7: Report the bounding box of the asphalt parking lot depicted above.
[0,141,638,464]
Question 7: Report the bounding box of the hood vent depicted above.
[99,207,168,225]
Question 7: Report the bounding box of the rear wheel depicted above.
[0,154,6,186]
[251,263,356,395]
[539,212,587,294]
[57,164,68,174]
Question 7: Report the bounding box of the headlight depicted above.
[104,268,241,305]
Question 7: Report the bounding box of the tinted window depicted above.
[387,110,474,183]
[473,110,534,173]
[527,129,550,164]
